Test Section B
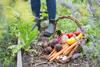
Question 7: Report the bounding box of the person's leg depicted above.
[46,0,56,20]
[31,0,41,31]
[44,0,56,37]
[31,0,41,17]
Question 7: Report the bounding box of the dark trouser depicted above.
[31,0,56,20]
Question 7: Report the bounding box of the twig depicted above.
[34,62,48,67]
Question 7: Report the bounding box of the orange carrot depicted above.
[48,45,66,60]
[49,45,69,61]
[63,43,78,55]
[68,44,79,57]
[49,42,78,61]
[63,46,74,55]
[48,51,57,60]
[48,49,55,57]
[63,42,78,55]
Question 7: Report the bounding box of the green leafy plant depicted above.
[8,15,38,56]
[17,19,38,51]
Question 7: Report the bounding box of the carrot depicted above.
[48,51,57,60]
[48,45,66,60]
[63,46,74,55]
[63,42,78,55]
[48,49,55,57]
[49,44,69,61]
[49,42,78,61]
[68,44,79,57]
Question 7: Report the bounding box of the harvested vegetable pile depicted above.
[41,30,84,64]
[38,16,86,64]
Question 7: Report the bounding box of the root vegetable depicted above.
[68,44,79,57]
[48,44,67,60]
[48,51,57,60]
[49,44,69,61]
[49,42,78,61]
[49,39,59,48]
[55,44,62,52]
[43,47,52,55]
[63,47,73,55]
[63,42,78,56]
[48,49,55,57]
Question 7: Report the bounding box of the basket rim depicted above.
[56,16,85,34]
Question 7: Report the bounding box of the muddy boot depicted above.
[43,20,56,37]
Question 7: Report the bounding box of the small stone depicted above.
[71,53,81,60]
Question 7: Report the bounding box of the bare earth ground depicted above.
[22,40,100,67]
[22,52,100,67]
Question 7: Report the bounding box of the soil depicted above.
[22,52,100,67]
[11,31,99,67]
[22,40,100,67]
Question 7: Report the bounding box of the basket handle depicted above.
[56,16,84,33]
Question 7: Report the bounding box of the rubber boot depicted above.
[35,18,41,32]
[43,20,56,37]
